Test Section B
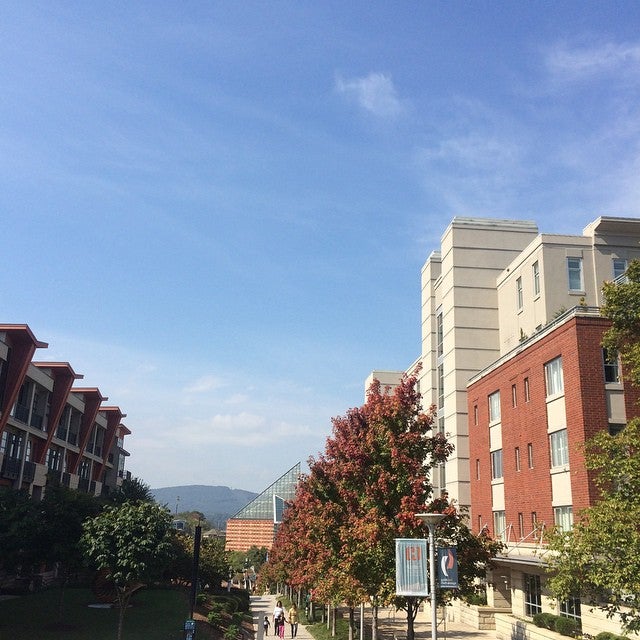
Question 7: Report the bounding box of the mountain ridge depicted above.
[151,484,258,529]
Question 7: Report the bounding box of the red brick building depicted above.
[468,309,640,635]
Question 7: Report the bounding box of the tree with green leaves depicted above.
[80,500,175,640]
[602,258,640,385]
[109,476,154,505]
[0,487,40,573]
[547,418,640,633]
[167,531,228,590]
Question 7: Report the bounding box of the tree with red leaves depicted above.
[263,370,455,640]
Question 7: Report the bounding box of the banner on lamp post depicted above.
[395,538,429,596]
[437,546,458,589]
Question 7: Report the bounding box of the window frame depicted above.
[533,261,540,296]
[554,506,574,532]
[613,258,627,280]
[567,257,584,291]
[524,574,542,616]
[489,390,501,423]
[491,449,503,480]
[550,429,569,467]
[493,510,506,541]
[603,348,620,383]
[516,276,523,310]
[545,357,564,397]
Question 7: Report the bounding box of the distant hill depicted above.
[151,485,257,529]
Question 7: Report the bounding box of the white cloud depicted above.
[546,40,640,81]
[335,72,405,118]
[183,375,226,393]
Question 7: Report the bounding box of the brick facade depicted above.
[469,314,640,538]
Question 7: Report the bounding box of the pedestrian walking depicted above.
[263,615,271,636]
[274,600,286,639]
[288,603,299,638]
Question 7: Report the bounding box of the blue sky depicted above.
[2,2,640,492]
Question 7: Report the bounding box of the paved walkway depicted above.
[250,595,497,640]
[251,594,314,640]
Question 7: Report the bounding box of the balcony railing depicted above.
[55,426,68,441]
[14,404,29,424]
[1,457,21,480]
[47,469,62,485]
[22,461,35,484]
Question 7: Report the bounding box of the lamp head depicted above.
[415,512,446,526]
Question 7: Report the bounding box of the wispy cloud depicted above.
[545,40,640,81]
[183,375,226,393]
[335,72,405,118]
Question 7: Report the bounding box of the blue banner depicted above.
[395,539,429,596]
[437,547,458,589]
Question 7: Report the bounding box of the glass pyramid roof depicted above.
[230,462,300,521]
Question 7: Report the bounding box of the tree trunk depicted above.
[406,598,416,640]
[331,604,337,637]
[348,607,355,640]
[371,601,378,640]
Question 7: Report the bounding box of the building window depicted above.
[528,443,534,468]
[554,506,573,532]
[524,377,530,402]
[475,458,480,480]
[609,423,624,436]
[437,364,444,411]
[512,384,517,407]
[613,258,627,280]
[489,390,501,422]
[531,512,537,531]
[550,429,569,467]
[515,446,521,472]
[560,596,582,630]
[493,510,506,541]
[518,512,524,538]
[516,276,523,310]
[491,449,503,479]
[603,349,619,383]
[473,404,478,425]
[533,261,540,296]
[524,574,542,616]
[436,309,444,357]
[545,357,564,397]
[567,257,584,291]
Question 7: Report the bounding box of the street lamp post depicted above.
[415,513,446,640]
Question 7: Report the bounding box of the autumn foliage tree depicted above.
[263,371,454,640]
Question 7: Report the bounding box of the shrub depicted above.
[224,624,241,640]
[595,634,626,640]
[208,611,223,628]
[464,592,488,606]
[532,612,558,630]
[554,616,578,637]
[196,592,208,605]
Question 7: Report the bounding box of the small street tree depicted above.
[547,418,640,632]
[80,500,175,640]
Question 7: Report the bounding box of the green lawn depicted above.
[0,586,191,640]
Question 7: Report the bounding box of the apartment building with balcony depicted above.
[0,324,131,500]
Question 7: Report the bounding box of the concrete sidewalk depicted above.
[251,594,314,640]
[250,595,497,640]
